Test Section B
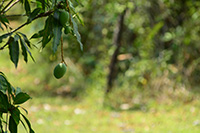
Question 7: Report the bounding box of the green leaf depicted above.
[18,32,31,48]
[68,0,75,12]
[18,33,35,62]
[0,33,11,43]
[0,15,9,29]
[18,34,28,62]
[30,29,44,39]
[52,0,57,7]
[15,87,22,95]
[20,119,28,132]
[52,11,62,53]
[0,117,2,131]
[68,0,84,25]
[42,16,54,48]
[0,91,9,113]
[75,0,83,6]
[10,107,20,125]
[36,0,49,11]
[9,116,17,133]
[21,114,34,133]
[24,0,31,15]
[11,86,16,100]
[19,106,28,114]
[0,74,8,93]
[0,72,13,95]
[53,9,60,20]
[13,92,31,105]
[71,16,83,51]
[8,37,19,68]
[0,23,3,30]
[28,8,41,23]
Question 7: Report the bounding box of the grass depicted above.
[16,96,200,133]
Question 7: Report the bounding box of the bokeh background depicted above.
[1,0,200,132]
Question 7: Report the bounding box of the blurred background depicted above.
[1,0,200,132]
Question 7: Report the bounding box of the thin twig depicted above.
[61,37,64,62]
[0,43,9,50]
[5,14,26,17]
[0,0,5,9]
[0,10,54,50]
[1,0,14,14]
[61,37,67,66]
[1,10,54,38]
[66,0,72,26]
[3,0,20,14]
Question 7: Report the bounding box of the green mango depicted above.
[59,10,69,26]
[64,26,71,34]
[53,63,67,79]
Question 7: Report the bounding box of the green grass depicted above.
[16,96,200,133]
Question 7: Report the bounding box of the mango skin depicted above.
[53,63,67,79]
[64,26,71,34]
[59,10,69,26]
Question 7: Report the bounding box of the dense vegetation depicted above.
[56,0,200,107]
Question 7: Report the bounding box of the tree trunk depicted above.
[106,8,127,94]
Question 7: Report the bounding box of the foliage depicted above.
[0,0,83,132]
[0,0,83,67]
[33,0,199,109]
[0,72,33,133]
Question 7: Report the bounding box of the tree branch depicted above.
[0,10,54,50]
[5,14,26,18]
[66,0,72,26]
[3,0,20,14]
[1,0,14,14]
[3,10,54,36]
[0,43,8,50]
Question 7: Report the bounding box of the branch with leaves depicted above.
[0,72,34,133]
[0,0,83,67]
[0,0,83,132]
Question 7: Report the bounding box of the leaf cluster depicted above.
[0,0,83,67]
[0,72,34,133]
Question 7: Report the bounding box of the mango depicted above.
[64,26,71,34]
[53,63,67,79]
[59,10,69,26]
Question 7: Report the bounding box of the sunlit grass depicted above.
[16,96,200,133]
